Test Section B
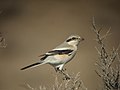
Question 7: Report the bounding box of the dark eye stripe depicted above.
[66,37,77,42]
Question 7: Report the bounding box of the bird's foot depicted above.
[55,68,71,80]
[63,74,71,80]
[62,68,66,72]
[60,70,71,80]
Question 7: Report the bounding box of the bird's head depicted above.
[65,35,84,46]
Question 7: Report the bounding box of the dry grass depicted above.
[92,17,120,90]
[25,72,87,90]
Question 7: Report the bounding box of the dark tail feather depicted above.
[21,62,41,70]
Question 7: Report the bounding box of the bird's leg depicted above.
[55,67,62,76]
[55,67,60,73]
[55,67,71,80]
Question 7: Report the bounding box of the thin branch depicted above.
[92,17,120,90]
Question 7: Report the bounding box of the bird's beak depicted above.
[81,38,84,41]
[80,37,84,41]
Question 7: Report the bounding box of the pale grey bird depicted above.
[21,35,84,72]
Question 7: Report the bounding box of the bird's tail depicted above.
[20,61,45,70]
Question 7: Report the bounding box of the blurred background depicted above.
[0,0,120,90]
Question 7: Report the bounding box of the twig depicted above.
[92,17,120,90]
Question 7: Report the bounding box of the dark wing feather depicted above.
[39,49,73,61]
[40,54,48,60]
[48,49,73,55]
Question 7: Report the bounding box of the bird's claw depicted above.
[62,68,66,72]
[63,74,71,80]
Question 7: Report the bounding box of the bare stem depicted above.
[92,17,120,90]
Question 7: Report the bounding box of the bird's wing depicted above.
[47,49,73,55]
[38,48,74,60]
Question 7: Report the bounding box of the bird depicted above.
[21,35,84,73]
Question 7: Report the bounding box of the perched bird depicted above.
[21,35,84,72]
